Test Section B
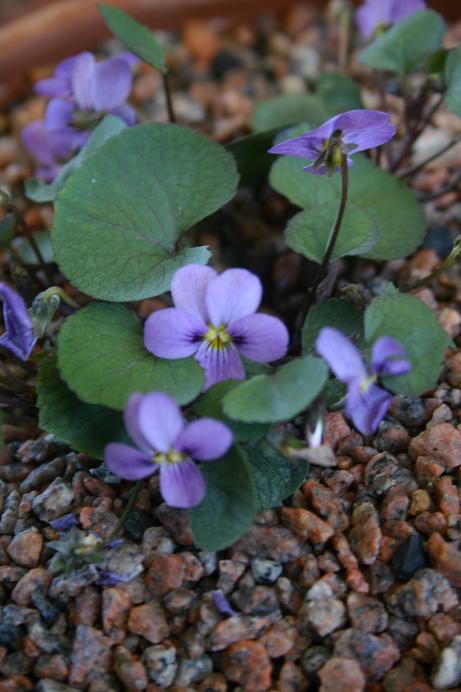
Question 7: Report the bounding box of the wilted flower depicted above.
[356,0,426,39]
[316,327,410,435]
[105,392,233,508]
[0,283,36,360]
[268,109,395,175]
[144,264,289,390]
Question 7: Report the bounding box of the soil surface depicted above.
[1,3,461,691]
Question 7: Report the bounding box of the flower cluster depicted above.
[144,264,289,390]
[105,392,233,508]
[316,327,410,435]
[356,0,426,39]
[0,283,36,361]
[269,109,395,175]
[22,52,137,181]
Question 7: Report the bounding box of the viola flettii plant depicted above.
[2,0,455,551]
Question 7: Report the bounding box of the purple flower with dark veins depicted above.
[144,264,289,390]
[268,109,395,175]
[316,327,410,435]
[105,392,233,508]
[356,0,426,39]
[0,284,36,361]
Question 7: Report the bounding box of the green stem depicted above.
[404,236,461,293]
[110,480,143,538]
[9,206,54,285]
[299,153,349,323]
[162,73,176,124]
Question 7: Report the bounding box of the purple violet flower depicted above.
[211,591,239,617]
[105,392,233,509]
[356,0,426,39]
[316,327,410,435]
[268,109,395,175]
[144,265,289,390]
[0,284,36,361]
[49,513,79,531]
[21,120,80,182]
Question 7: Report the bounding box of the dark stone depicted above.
[124,509,156,542]
[391,533,427,580]
[89,462,121,485]
[422,226,454,259]
[0,623,24,649]
[30,591,60,625]
[211,50,244,79]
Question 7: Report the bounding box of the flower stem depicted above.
[110,480,143,538]
[162,73,176,124]
[299,153,349,323]
[404,236,461,293]
[9,206,54,285]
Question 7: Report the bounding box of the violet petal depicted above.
[316,327,367,384]
[159,459,206,508]
[176,418,233,461]
[229,312,289,363]
[144,307,206,360]
[206,268,262,327]
[104,443,156,480]
[137,392,184,453]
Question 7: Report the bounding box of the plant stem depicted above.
[298,153,349,323]
[110,480,143,538]
[399,132,461,179]
[9,206,54,285]
[404,236,461,292]
[390,93,444,174]
[162,72,176,124]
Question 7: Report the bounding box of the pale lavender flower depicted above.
[21,120,81,181]
[0,284,36,361]
[356,0,426,39]
[316,327,410,435]
[23,52,136,180]
[105,392,233,509]
[268,109,395,175]
[144,265,289,390]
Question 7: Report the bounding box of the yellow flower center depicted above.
[360,374,377,393]
[153,449,185,466]
[204,324,232,350]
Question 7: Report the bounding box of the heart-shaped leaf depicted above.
[302,299,364,355]
[223,356,328,424]
[37,353,127,459]
[53,123,238,301]
[57,302,204,410]
[251,93,327,132]
[188,445,257,550]
[270,154,425,261]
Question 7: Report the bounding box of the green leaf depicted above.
[359,10,445,74]
[302,298,364,355]
[324,378,346,408]
[57,302,204,410]
[223,356,328,424]
[188,445,257,550]
[250,93,327,132]
[245,439,307,512]
[98,4,166,73]
[13,230,53,265]
[227,129,279,187]
[317,71,363,116]
[270,154,426,261]
[0,213,16,247]
[285,205,378,263]
[364,288,450,396]
[37,353,127,459]
[26,115,127,203]
[52,123,238,301]
[444,45,461,117]
[194,380,268,443]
